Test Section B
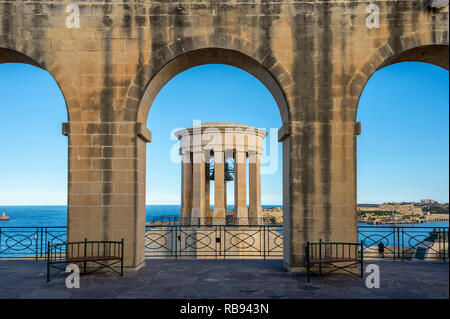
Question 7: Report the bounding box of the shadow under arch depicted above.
[345,42,449,122]
[0,46,78,121]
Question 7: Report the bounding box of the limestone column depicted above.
[234,150,248,224]
[213,150,226,224]
[181,152,193,225]
[248,152,262,225]
[191,150,206,225]
[224,181,228,212]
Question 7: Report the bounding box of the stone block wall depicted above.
[0,0,448,271]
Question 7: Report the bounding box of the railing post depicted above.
[442,228,448,262]
[263,226,266,260]
[214,226,217,260]
[46,241,50,283]
[174,226,178,261]
[401,227,404,261]
[223,225,226,260]
[305,242,310,283]
[319,239,322,276]
[121,238,124,276]
[83,238,87,273]
[397,227,403,261]
[393,227,396,262]
[39,228,42,259]
[360,240,364,278]
[35,227,38,261]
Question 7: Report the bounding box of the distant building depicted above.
[379,203,424,216]
[357,204,381,212]
[357,203,424,216]
[420,199,438,205]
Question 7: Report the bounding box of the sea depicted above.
[0,205,448,229]
[0,205,284,227]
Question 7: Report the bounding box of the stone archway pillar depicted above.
[281,121,358,271]
[65,122,150,272]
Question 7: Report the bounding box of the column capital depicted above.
[191,147,204,154]
[192,150,205,164]
[248,151,262,163]
[213,149,225,163]
[181,151,192,163]
[234,149,247,164]
[248,150,263,156]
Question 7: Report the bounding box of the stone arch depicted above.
[123,35,294,267]
[123,35,293,126]
[344,37,449,122]
[0,45,80,122]
[344,37,449,238]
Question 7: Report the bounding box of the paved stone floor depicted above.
[0,259,448,299]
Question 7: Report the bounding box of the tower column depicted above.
[234,150,248,224]
[191,150,206,224]
[204,152,211,222]
[213,150,226,224]
[249,151,262,225]
[181,152,193,225]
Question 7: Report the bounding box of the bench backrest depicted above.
[47,238,124,263]
[305,239,363,263]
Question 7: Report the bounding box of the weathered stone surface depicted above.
[0,0,448,271]
[0,260,448,299]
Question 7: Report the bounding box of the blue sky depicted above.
[0,62,448,205]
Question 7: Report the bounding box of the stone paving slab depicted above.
[0,259,448,299]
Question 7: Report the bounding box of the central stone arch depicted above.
[123,35,294,268]
[123,36,293,125]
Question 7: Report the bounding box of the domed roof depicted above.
[190,122,254,129]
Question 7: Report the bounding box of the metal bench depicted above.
[305,239,364,283]
[47,238,124,282]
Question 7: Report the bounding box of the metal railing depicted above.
[0,226,66,259]
[0,224,448,262]
[358,226,448,261]
[144,224,283,259]
[146,215,282,226]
